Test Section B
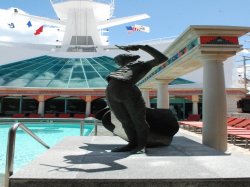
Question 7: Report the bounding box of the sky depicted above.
[0,0,250,48]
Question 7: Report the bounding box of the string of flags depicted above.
[126,24,150,33]
[8,20,57,36]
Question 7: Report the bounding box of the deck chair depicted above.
[58,113,71,118]
[227,118,246,126]
[44,113,56,118]
[28,113,41,118]
[186,114,201,121]
[73,113,85,118]
[12,113,25,118]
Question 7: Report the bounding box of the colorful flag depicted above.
[8,23,15,29]
[134,24,150,33]
[126,26,134,33]
[34,26,43,35]
[27,21,32,28]
[126,25,150,33]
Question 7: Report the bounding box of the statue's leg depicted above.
[108,101,137,152]
[124,93,149,154]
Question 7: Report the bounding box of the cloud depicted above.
[0,7,64,45]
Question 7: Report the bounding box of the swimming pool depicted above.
[0,123,94,174]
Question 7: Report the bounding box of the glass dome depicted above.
[0,55,118,89]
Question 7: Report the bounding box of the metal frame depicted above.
[4,123,50,187]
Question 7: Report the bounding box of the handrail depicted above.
[5,123,50,187]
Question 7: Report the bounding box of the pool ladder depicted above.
[4,123,50,187]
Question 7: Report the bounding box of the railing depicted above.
[4,118,100,187]
[4,123,50,187]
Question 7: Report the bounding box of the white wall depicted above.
[0,44,46,65]
[180,57,234,88]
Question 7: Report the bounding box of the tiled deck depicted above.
[9,130,250,187]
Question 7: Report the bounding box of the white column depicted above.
[157,81,169,109]
[192,95,199,115]
[19,96,23,114]
[202,58,227,152]
[141,89,150,108]
[38,101,45,116]
[85,101,91,116]
[85,96,92,116]
[0,101,2,113]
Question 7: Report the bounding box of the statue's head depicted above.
[114,54,140,66]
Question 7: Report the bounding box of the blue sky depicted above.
[1,0,250,47]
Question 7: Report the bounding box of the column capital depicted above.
[191,95,199,102]
[199,55,231,64]
[156,79,171,84]
[85,95,92,102]
[38,95,45,102]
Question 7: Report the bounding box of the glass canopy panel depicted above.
[48,80,69,87]
[36,72,57,80]
[68,80,88,88]
[4,79,30,87]
[27,79,51,87]
[18,71,40,79]
[54,68,72,80]
[71,73,85,80]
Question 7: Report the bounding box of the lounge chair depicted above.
[179,121,203,132]
[28,113,41,118]
[227,118,246,126]
[88,114,95,118]
[233,134,250,148]
[58,113,71,118]
[180,118,249,133]
[227,117,237,123]
[12,113,25,118]
[186,114,201,121]
[73,113,85,118]
[232,119,250,128]
[44,113,56,118]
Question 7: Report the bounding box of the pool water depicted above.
[0,123,94,174]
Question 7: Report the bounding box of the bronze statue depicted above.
[105,45,179,154]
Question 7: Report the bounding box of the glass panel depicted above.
[92,64,108,71]
[48,80,69,88]
[83,64,94,71]
[85,71,99,79]
[36,71,57,79]
[71,73,85,80]
[4,79,30,87]
[99,64,117,71]
[0,69,14,76]
[88,78,107,87]
[72,65,83,72]
[36,64,54,72]
[68,80,88,88]
[49,65,65,72]
[19,71,40,79]
[87,58,97,65]
[4,71,31,78]
[54,68,72,80]
[0,77,14,85]
[19,64,41,71]
[27,79,51,87]
[98,71,110,79]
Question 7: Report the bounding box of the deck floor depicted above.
[9,131,250,187]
